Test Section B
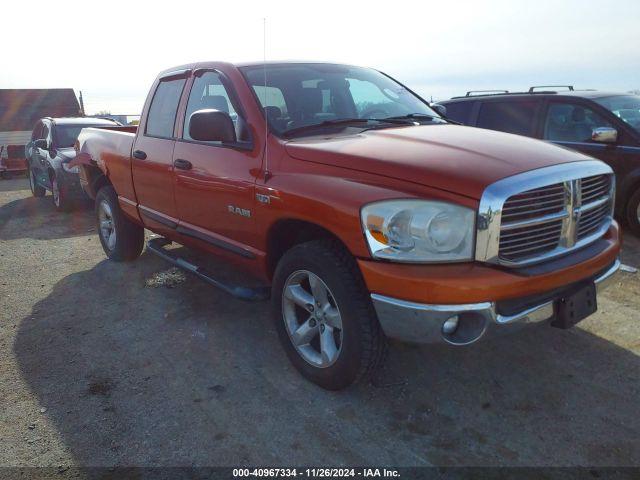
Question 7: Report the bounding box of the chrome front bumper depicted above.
[371,259,622,345]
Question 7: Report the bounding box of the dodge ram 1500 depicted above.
[74,61,622,390]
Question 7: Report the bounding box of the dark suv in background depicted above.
[440,88,640,235]
[26,117,119,211]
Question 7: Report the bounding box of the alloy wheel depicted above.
[98,200,117,251]
[282,270,343,368]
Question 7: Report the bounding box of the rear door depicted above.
[475,99,541,136]
[171,69,260,254]
[132,72,188,233]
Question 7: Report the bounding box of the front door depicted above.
[541,100,639,206]
[172,69,261,254]
[131,74,187,233]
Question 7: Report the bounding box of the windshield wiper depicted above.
[384,113,461,125]
[282,117,414,137]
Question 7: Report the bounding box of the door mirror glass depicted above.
[188,109,236,143]
[34,139,48,149]
[592,127,618,144]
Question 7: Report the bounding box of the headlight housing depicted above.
[361,200,475,263]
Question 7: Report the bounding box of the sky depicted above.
[2,0,639,115]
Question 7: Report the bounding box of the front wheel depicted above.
[95,186,144,261]
[272,239,387,390]
[29,168,46,197]
[626,188,640,237]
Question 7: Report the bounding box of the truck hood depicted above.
[285,125,593,199]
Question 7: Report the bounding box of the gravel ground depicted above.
[1,177,639,471]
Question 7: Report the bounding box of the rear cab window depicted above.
[477,100,539,136]
[145,77,187,138]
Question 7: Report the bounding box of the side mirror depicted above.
[431,103,447,118]
[189,109,236,143]
[592,127,617,144]
[34,139,48,149]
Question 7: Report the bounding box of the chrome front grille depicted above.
[476,161,614,267]
[499,217,563,261]
[581,174,611,204]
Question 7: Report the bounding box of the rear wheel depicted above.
[95,186,144,261]
[626,188,640,237]
[272,239,387,390]
[29,168,46,197]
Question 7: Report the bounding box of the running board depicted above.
[146,237,270,301]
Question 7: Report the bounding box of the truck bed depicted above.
[75,126,138,202]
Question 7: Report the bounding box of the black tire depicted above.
[626,188,640,237]
[51,174,72,212]
[29,168,46,197]
[95,186,144,261]
[272,239,387,390]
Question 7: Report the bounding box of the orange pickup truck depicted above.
[74,62,621,390]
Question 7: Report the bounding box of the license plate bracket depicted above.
[552,282,597,329]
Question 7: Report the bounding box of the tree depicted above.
[628,90,640,95]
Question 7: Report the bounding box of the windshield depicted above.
[594,95,640,133]
[53,124,111,148]
[241,63,439,136]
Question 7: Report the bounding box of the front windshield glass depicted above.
[54,124,108,148]
[241,63,439,136]
[594,95,640,133]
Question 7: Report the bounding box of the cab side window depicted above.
[544,103,614,143]
[183,71,251,144]
[477,101,538,136]
[146,77,187,138]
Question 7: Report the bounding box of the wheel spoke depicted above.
[284,285,315,312]
[323,306,342,329]
[292,317,318,346]
[107,230,116,250]
[309,273,329,307]
[100,220,113,229]
[320,327,339,366]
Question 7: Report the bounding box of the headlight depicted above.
[62,162,79,174]
[361,200,475,262]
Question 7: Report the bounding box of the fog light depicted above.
[442,315,459,335]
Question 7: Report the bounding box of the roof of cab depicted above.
[158,60,361,76]
[442,90,635,103]
[50,117,118,125]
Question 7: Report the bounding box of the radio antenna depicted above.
[262,17,271,181]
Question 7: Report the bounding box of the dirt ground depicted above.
[1,177,639,471]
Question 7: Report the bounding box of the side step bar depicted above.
[146,237,270,301]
